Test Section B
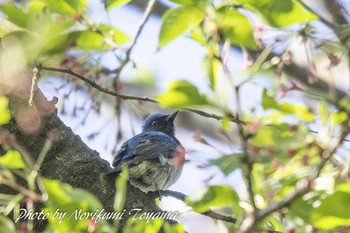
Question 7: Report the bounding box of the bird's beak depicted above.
[166,110,179,123]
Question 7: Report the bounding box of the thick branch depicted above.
[2,109,163,231]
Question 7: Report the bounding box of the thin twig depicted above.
[313,128,350,177]
[234,86,257,214]
[41,65,157,103]
[256,180,309,221]
[309,129,350,143]
[159,190,237,224]
[184,108,246,125]
[235,85,257,233]
[31,137,53,201]
[0,177,43,202]
[3,129,49,201]
[39,65,245,124]
[114,0,157,79]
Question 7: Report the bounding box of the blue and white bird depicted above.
[110,111,185,193]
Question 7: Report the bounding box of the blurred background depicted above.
[1,0,350,232]
[36,0,350,232]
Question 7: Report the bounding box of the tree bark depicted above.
[2,109,162,231]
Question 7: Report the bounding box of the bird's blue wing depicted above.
[111,141,129,167]
[112,132,179,170]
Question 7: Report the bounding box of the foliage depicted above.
[0,97,11,126]
[1,0,350,232]
[157,80,209,108]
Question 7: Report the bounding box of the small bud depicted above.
[247,121,260,134]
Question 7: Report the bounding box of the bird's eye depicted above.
[152,120,157,125]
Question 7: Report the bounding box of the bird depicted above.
[109,111,185,193]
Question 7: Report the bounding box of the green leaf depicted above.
[169,0,207,5]
[114,167,128,212]
[106,0,132,9]
[157,80,209,108]
[164,222,186,233]
[159,6,204,48]
[124,218,163,233]
[250,124,308,149]
[0,19,25,37]
[0,4,28,28]
[74,25,129,51]
[39,0,87,15]
[186,185,241,216]
[203,55,221,91]
[0,96,11,125]
[28,0,47,13]
[0,7,74,61]
[234,0,318,27]
[331,111,348,126]
[100,24,130,46]
[310,191,350,229]
[0,215,16,233]
[339,97,350,112]
[42,178,104,232]
[318,101,329,126]
[289,195,315,222]
[250,127,275,147]
[221,117,231,130]
[75,31,104,50]
[190,26,206,45]
[0,150,25,169]
[216,5,258,50]
[262,89,314,122]
[23,15,73,60]
[43,178,102,209]
[262,89,279,109]
[210,153,243,175]
[34,19,74,57]
[261,216,285,232]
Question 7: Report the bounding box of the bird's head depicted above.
[142,111,179,136]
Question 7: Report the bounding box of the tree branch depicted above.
[183,108,246,125]
[159,190,237,224]
[114,0,157,80]
[0,177,43,202]
[313,128,350,177]
[40,65,157,103]
[39,65,245,124]
[234,86,257,216]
